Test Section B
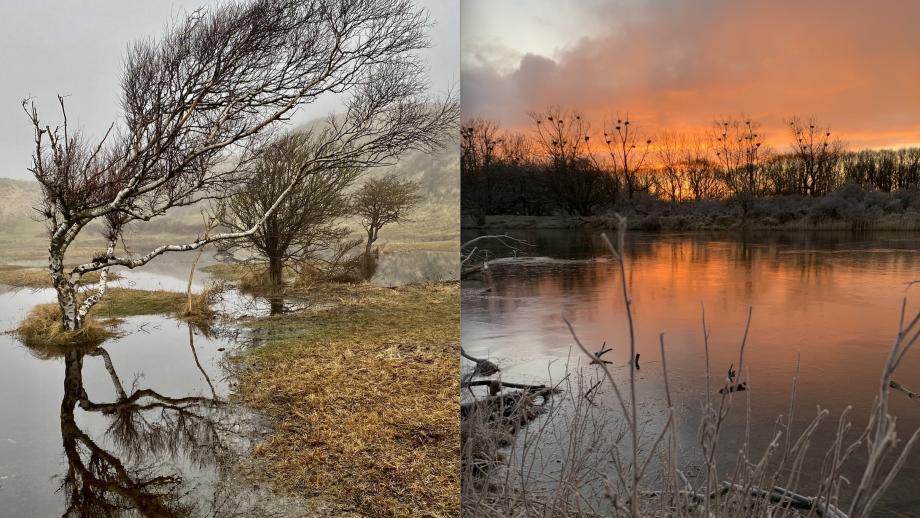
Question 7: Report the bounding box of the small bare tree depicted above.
[24,0,457,332]
[711,116,768,215]
[787,115,845,196]
[352,174,422,260]
[218,131,360,290]
[603,114,652,199]
[530,107,605,216]
[683,136,723,200]
[655,132,686,202]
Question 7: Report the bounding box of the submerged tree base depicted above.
[177,286,220,322]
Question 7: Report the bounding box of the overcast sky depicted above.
[462,0,920,151]
[0,0,458,180]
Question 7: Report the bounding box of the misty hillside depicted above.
[0,179,41,224]
[364,147,459,201]
[0,147,458,241]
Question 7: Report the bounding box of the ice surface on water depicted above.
[461,230,920,515]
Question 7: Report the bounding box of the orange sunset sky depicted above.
[461,0,920,151]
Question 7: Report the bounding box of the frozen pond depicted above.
[462,229,920,516]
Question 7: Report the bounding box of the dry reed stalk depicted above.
[461,217,920,518]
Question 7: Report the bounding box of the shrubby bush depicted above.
[611,184,920,231]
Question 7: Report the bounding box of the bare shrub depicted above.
[218,131,362,291]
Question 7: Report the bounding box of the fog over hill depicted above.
[366,146,459,200]
[0,178,40,224]
[0,146,458,232]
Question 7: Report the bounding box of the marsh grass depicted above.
[0,264,118,288]
[14,303,116,349]
[177,286,220,321]
[14,287,194,350]
[462,217,920,518]
[234,282,460,516]
[92,288,187,318]
[204,256,370,293]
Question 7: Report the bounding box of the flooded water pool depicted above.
[0,247,454,516]
[371,250,458,286]
[461,229,920,515]
[0,252,290,516]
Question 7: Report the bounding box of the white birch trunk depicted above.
[49,247,79,330]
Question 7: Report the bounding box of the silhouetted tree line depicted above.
[462,109,920,219]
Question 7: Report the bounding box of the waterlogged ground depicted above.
[461,229,920,516]
[0,248,456,516]
[0,269,295,516]
[371,250,458,285]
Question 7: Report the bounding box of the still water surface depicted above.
[461,230,920,515]
[0,248,454,516]
[0,266,283,517]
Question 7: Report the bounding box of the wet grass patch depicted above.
[235,281,460,517]
[14,303,116,349]
[13,288,192,349]
[92,288,187,318]
[0,265,117,288]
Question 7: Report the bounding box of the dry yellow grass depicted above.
[177,286,219,321]
[0,265,118,288]
[236,282,460,517]
[14,288,190,351]
[14,303,115,350]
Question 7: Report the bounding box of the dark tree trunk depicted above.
[268,254,284,290]
[362,227,379,280]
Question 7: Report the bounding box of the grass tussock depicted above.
[0,265,118,288]
[14,303,115,350]
[236,282,460,517]
[92,288,187,318]
[14,287,194,350]
[177,286,219,321]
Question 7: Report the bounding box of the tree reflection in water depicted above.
[54,323,262,517]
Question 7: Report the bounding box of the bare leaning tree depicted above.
[24,0,458,333]
[352,174,422,259]
[218,131,361,291]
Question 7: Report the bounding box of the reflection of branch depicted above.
[89,347,128,400]
[80,388,219,413]
[62,423,187,516]
[890,380,920,400]
[60,346,232,516]
[189,324,218,399]
[60,350,190,516]
[461,234,530,272]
